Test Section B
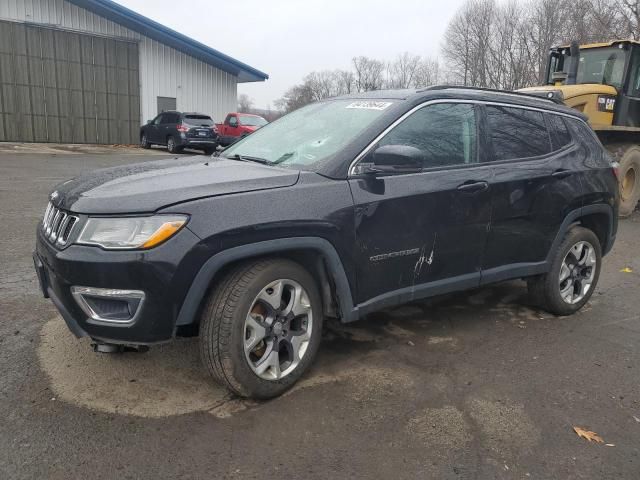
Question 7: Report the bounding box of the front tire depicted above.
[140,133,151,149]
[528,226,601,316]
[199,259,323,399]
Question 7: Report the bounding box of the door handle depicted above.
[552,169,572,179]
[457,181,489,193]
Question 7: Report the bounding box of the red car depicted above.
[216,113,268,146]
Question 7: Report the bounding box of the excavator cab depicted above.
[542,41,640,128]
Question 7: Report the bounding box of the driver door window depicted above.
[374,103,478,169]
[229,116,238,127]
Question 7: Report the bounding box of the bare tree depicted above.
[352,56,385,92]
[387,52,421,88]
[412,57,440,88]
[237,94,254,113]
[619,0,640,39]
[336,69,355,94]
[274,84,315,113]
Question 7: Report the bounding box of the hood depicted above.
[51,156,300,214]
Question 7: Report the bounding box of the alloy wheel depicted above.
[559,241,597,304]
[244,279,313,380]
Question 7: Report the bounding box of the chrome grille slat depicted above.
[41,202,79,247]
[52,212,67,242]
[42,203,52,227]
[49,211,62,240]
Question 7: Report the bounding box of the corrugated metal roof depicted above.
[67,0,268,83]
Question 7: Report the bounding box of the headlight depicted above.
[77,215,188,250]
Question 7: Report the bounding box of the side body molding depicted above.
[176,206,614,330]
[175,237,357,327]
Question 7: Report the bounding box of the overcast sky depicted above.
[116,0,464,109]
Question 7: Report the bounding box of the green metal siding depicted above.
[0,20,140,144]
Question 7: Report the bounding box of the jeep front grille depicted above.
[42,202,79,246]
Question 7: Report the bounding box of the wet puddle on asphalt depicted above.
[37,285,540,420]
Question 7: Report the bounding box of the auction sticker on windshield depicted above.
[346,101,393,110]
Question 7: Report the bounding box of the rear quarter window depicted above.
[565,117,606,161]
[486,105,552,160]
[546,113,572,150]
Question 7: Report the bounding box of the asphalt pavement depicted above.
[1,148,639,479]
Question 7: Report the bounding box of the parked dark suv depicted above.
[34,87,619,399]
[140,111,218,154]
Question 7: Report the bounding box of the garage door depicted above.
[0,21,140,144]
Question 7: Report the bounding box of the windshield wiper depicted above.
[224,153,271,165]
[271,152,295,164]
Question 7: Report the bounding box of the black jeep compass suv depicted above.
[34,87,619,399]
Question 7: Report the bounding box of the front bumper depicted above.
[34,225,202,345]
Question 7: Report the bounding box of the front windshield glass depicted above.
[239,115,268,127]
[551,47,628,87]
[222,100,395,169]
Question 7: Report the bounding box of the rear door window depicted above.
[485,106,552,160]
[376,103,477,168]
[166,113,180,124]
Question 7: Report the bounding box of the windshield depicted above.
[222,100,395,169]
[184,115,214,126]
[239,115,268,127]
[549,47,628,88]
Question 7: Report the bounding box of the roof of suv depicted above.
[161,111,212,117]
[333,86,586,120]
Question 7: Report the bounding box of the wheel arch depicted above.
[174,237,356,330]
[547,205,615,262]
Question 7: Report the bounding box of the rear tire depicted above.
[528,226,601,316]
[199,259,323,399]
[167,136,182,154]
[203,146,216,155]
[618,146,640,216]
[606,143,640,217]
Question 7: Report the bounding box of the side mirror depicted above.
[365,145,423,175]
[146,120,153,125]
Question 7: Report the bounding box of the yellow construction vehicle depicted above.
[520,40,640,216]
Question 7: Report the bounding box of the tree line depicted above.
[265,0,640,113]
[274,54,439,113]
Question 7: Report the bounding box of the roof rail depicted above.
[418,85,559,104]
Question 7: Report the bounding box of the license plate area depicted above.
[33,253,50,298]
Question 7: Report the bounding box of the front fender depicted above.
[175,237,357,327]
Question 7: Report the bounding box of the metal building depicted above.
[0,0,268,144]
